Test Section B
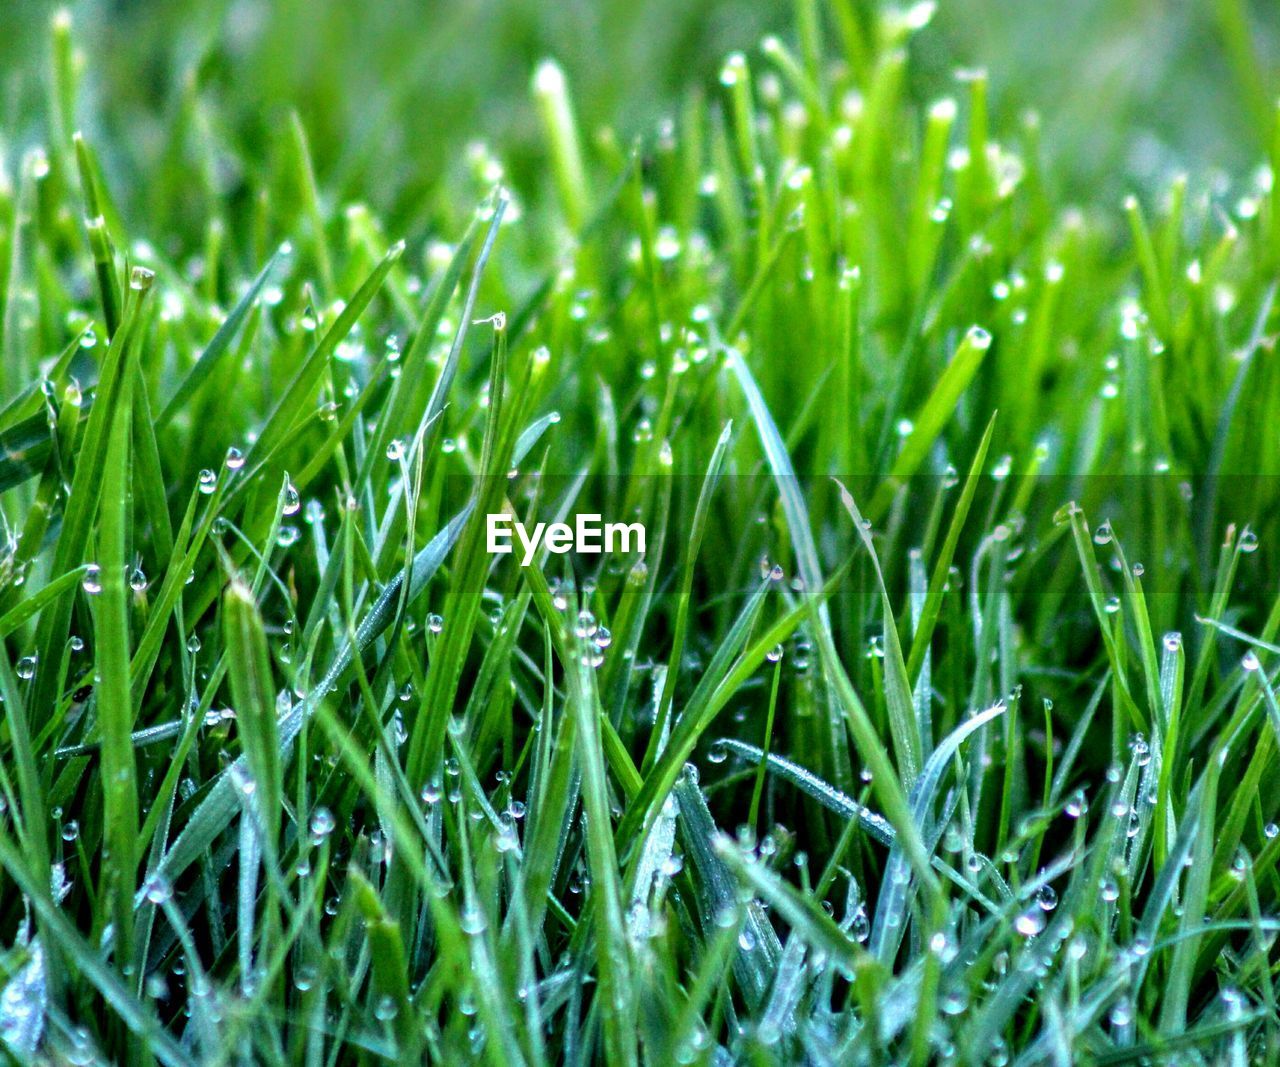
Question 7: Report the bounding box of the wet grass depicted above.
[2,2,1280,1063]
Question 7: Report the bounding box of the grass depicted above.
[3,1,1280,1063]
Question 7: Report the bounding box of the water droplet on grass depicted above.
[1015,908,1044,937]
[309,808,335,843]
[143,874,172,904]
[851,907,869,942]
[1109,998,1132,1027]
[1130,734,1150,766]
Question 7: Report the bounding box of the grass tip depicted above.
[531,59,566,97]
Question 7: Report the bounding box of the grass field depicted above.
[3,1,1280,1063]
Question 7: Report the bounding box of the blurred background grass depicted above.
[3,0,1278,233]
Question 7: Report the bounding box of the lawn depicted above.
[2,0,1280,1063]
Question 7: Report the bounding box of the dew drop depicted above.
[308,807,335,843]
[282,479,301,516]
[1109,997,1132,1028]
[1014,908,1044,937]
[460,906,488,935]
[851,906,869,942]
[143,874,172,904]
